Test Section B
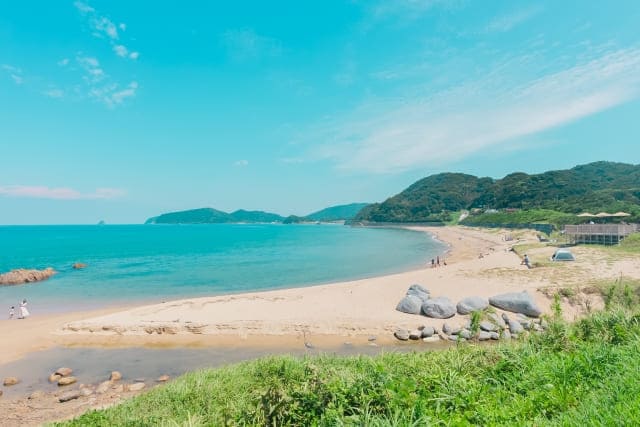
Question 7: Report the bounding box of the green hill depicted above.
[355,161,640,223]
[145,208,284,224]
[306,203,370,222]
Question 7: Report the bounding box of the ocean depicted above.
[0,224,445,314]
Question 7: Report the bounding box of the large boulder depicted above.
[489,291,542,317]
[58,390,81,403]
[55,367,73,377]
[396,295,423,315]
[488,312,506,329]
[394,328,410,341]
[406,284,430,302]
[479,321,498,332]
[3,377,19,386]
[456,296,489,315]
[422,297,456,319]
[421,326,435,338]
[0,268,56,285]
[508,319,524,334]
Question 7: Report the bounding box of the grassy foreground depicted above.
[61,307,640,426]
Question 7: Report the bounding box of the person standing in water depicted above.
[19,299,30,319]
[9,306,15,319]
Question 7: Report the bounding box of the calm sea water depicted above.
[0,224,444,314]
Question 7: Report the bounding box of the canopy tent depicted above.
[595,212,615,218]
[577,213,596,217]
[612,212,631,217]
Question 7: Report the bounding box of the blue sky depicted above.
[1,0,639,224]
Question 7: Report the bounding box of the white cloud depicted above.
[485,6,542,33]
[119,23,126,31]
[89,81,138,107]
[222,28,282,60]
[2,64,23,85]
[93,16,118,39]
[77,56,99,68]
[58,58,70,66]
[10,74,23,84]
[313,48,640,173]
[233,159,249,167]
[128,51,139,60]
[44,88,64,98]
[113,44,128,57]
[0,185,125,200]
[73,1,94,13]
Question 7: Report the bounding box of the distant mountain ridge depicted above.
[306,203,369,222]
[355,161,640,223]
[145,208,285,224]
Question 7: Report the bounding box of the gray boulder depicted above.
[478,331,492,341]
[501,313,511,323]
[442,322,460,335]
[396,295,423,315]
[456,296,489,315]
[490,332,500,340]
[487,312,506,329]
[58,390,81,403]
[409,330,422,340]
[422,297,456,319]
[480,321,498,332]
[508,319,524,334]
[406,284,430,302]
[421,326,435,338]
[501,330,512,340]
[459,329,472,340]
[489,291,542,317]
[394,328,410,341]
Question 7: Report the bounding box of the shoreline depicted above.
[2,225,638,366]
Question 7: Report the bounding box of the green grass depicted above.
[617,233,640,254]
[460,208,578,229]
[60,305,640,426]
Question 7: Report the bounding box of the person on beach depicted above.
[436,256,440,267]
[521,254,531,268]
[9,306,15,319]
[19,299,29,319]
[431,259,435,268]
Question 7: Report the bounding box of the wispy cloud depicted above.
[57,58,70,66]
[313,48,640,173]
[484,6,542,33]
[89,81,138,107]
[113,44,128,57]
[233,159,249,167]
[2,64,24,85]
[222,28,282,60]
[0,185,125,200]
[44,88,64,98]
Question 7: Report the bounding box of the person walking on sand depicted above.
[521,254,531,269]
[436,256,440,267]
[19,299,29,319]
[9,306,15,319]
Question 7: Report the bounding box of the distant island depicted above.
[355,161,640,225]
[145,203,370,225]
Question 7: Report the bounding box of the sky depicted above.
[1,0,639,224]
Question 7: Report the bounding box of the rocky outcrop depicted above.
[3,377,19,386]
[406,284,430,302]
[0,268,56,285]
[57,377,77,386]
[422,297,456,319]
[489,291,542,317]
[456,296,489,315]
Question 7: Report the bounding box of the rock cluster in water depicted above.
[394,285,546,343]
[0,268,56,285]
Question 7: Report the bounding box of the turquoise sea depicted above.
[0,224,445,314]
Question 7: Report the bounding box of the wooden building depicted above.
[563,224,638,245]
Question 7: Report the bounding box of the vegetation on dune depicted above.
[62,287,640,426]
[355,161,640,224]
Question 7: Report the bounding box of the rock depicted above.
[55,367,73,377]
[80,388,94,397]
[394,328,410,341]
[406,284,430,302]
[422,336,440,343]
[489,291,542,317]
[58,376,77,386]
[508,319,524,334]
[487,312,506,329]
[409,330,422,340]
[72,263,87,269]
[540,319,549,329]
[368,335,377,342]
[96,381,112,394]
[157,375,170,382]
[134,378,145,383]
[501,313,511,323]
[459,329,472,340]
[490,332,500,340]
[112,384,125,393]
[480,321,498,332]
[501,330,512,340]
[421,297,456,319]
[478,331,492,341]
[456,296,489,315]
[533,323,543,332]
[58,390,81,403]
[0,268,56,285]
[447,335,459,342]
[421,326,435,338]
[127,382,146,392]
[110,371,122,381]
[442,322,453,335]
[396,295,423,315]
[49,373,62,383]
[3,377,19,386]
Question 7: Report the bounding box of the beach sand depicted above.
[3,225,637,366]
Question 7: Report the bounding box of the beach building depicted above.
[564,222,637,245]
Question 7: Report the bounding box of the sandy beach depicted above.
[2,225,638,366]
